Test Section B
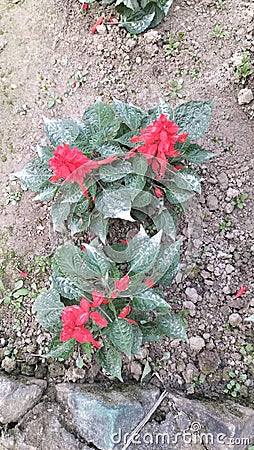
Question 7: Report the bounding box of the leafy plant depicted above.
[167,32,184,55]
[83,0,174,34]
[231,193,248,209]
[16,98,214,242]
[211,25,228,42]
[167,80,184,98]
[68,70,89,92]
[32,235,187,380]
[16,97,215,380]
[47,92,62,108]
[234,53,254,84]
[218,220,232,231]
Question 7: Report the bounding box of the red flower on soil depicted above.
[19,270,28,278]
[127,114,188,178]
[48,143,116,198]
[90,16,104,34]
[82,2,88,10]
[154,187,163,198]
[235,286,248,298]
[60,291,108,347]
[119,305,138,326]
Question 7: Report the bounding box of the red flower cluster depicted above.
[48,143,116,198]
[60,291,108,347]
[127,114,188,178]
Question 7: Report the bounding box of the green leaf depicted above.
[141,359,151,381]
[95,188,135,221]
[107,318,133,358]
[132,191,152,208]
[173,168,202,194]
[144,3,163,29]
[32,288,64,332]
[153,208,176,239]
[97,142,124,157]
[70,213,90,236]
[122,9,155,34]
[184,144,214,165]
[84,243,111,276]
[130,230,162,274]
[166,184,194,205]
[157,314,188,341]
[82,100,115,141]
[96,345,123,381]
[16,158,52,191]
[53,244,84,278]
[37,146,54,164]
[113,99,146,130]
[73,197,89,214]
[131,326,143,356]
[153,239,181,283]
[44,118,80,147]
[124,174,145,191]
[133,289,169,311]
[90,212,108,244]
[99,160,133,182]
[104,226,148,264]
[61,182,83,203]
[33,183,57,201]
[116,0,139,10]
[174,100,214,139]
[52,276,85,300]
[115,131,137,148]
[157,0,173,14]
[144,100,173,126]
[51,198,71,230]
[12,288,29,298]
[82,342,92,358]
[140,322,162,342]
[131,154,148,175]
[45,337,75,359]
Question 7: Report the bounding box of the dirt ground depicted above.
[0,0,253,404]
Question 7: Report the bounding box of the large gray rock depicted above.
[0,374,46,424]
[0,403,90,450]
[56,383,160,450]
[128,391,254,450]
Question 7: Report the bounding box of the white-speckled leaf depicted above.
[32,288,64,332]
[130,230,162,274]
[174,100,214,139]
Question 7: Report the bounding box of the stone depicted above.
[217,172,229,190]
[189,336,205,352]
[143,30,160,43]
[0,375,46,424]
[96,24,107,35]
[198,350,220,374]
[238,88,254,105]
[56,384,160,450]
[228,313,242,327]
[226,187,239,201]
[207,194,218,210]
[126,391,254,449]
[185,287,200,303]
[1,356,17,373]
[130,360,142,381]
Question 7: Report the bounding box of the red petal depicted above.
[235,286,248,298]
[126,318,139,326]
[114,275,130,292]
[60,326,73,341]
[19,270,28,278]
[111,290,117,299]
[91,291,105,308]
[90,312,108,328]
[144,278,154,288]
[119,305,131,318]
[120,239,128,245]
[154,187,163,198]
[80,298,91,312]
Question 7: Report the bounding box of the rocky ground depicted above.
[0,0,253,433]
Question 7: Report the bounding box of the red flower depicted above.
[82,2,88,10]
[119,305,138,326]
[144,277,154,288]
[48,143,116,199]
[235,286,248,298]
[60,291,108,347]
[172,165,185,170]
[90,16,104,34]
[127,114,188,178]
[120,239,128,245]
[19,270,28,278]
[114,275,130,292]
[154,187,163,198]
